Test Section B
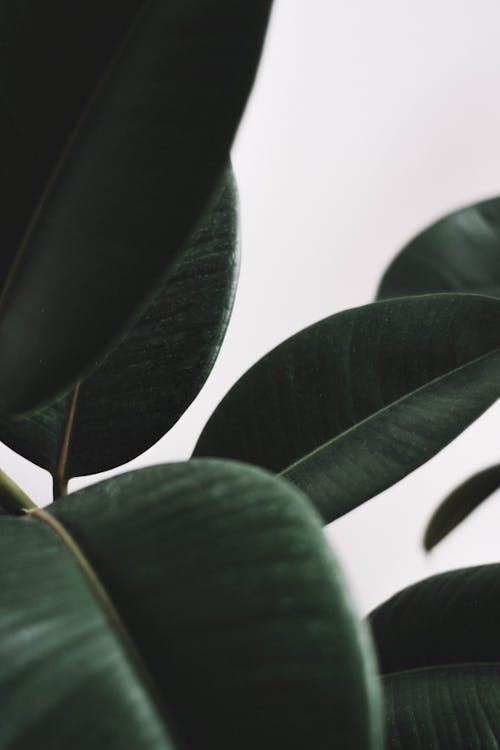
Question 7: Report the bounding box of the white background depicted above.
[3,0,500,614]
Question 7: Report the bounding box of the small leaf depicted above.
[3,461,383,749]
[423,463,500,550]
[377,196,500,300]
[0,169,238,486]
[0,1,272,413]
[368,565,500,749]
[194,294,500,523]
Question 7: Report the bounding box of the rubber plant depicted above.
[0,3,499,750]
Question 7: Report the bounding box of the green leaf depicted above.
[376,198,500,550]
[368,565,500,749]
[383,667,500,750]
[423,463,500,550]
[0,517,177,749]
[14,460,382,750]
[194,294,500,523]
[377,196,500,300]
[0,1,272,414]
[0,169,238,490]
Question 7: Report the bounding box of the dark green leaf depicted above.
[424,463,500,550]
[0,169,238,486]
[369,564,500,673]
[194,294,500,523]
[377,196,500,300]
[46,460,382,750]
[376,199,500,551]
[383,666,500,750]
[0,517,176,749]
[368,565,500,749]
[0,1,272,414]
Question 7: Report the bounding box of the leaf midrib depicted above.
[383,660,500,682]
[27,507,174,742]
[54,381,81,496]
[281,340,500,478]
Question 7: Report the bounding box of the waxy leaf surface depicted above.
[0,170,238,486]
[0,461,383,749]
[0,517,176,749]
[194,295,500,522]
[51,461,383,750]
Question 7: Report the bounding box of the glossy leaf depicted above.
[0,1,272,414]
[0,169,238,488]
[424,463,500,550]
[377,196,500,300]
[194,294,500,522]
[368,565,500,749]
[0,517,176,749]
[43,460,382,750]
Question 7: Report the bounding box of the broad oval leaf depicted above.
[40,460,382,750]
[377,196,500,300]
[194,294,500,523]
[0,169,238,490]
[0,1,272,414]
[368,565,500,749]
[424,463,500,550]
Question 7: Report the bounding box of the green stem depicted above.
[0,470,38,514]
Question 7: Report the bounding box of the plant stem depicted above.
[52,380,80,501]
[52,474,68,501]
[0,470,38,514]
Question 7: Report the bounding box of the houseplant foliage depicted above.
[369,564,500,749]
[377,197,500,549]
[0,166,239,497]
[0,3,499,749]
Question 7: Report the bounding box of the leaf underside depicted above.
[0,168,238,481]
[194,294,500,523]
